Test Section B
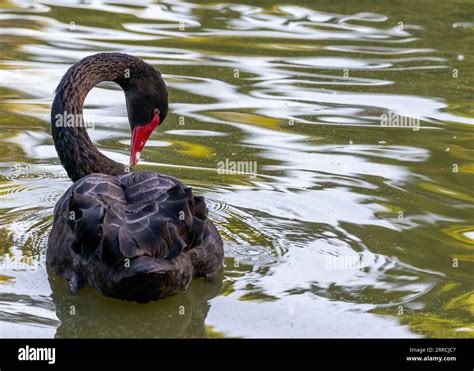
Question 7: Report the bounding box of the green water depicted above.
[0,0,473,338]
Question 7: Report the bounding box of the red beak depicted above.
[130,114,160,166]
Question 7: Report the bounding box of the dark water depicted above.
[0,0,473,338]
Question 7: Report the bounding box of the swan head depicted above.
[126,65,168,166]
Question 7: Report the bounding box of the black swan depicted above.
[47,53,224,303]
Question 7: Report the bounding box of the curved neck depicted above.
[51,53,144,182]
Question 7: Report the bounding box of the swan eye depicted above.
[153,108,160,117]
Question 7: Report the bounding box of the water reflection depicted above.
[48,272,223,338]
